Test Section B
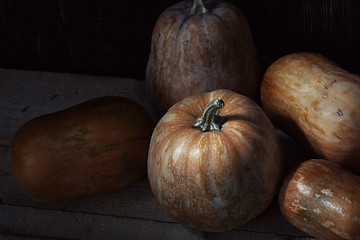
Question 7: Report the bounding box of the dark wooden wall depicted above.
[0,0,359,80]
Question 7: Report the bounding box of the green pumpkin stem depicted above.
[193,99,224,132]
[190,0,209,15]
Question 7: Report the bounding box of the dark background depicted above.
[0,0,359,80]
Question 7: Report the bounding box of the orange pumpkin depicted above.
[11,96,154,202]
[279,159,360,240]
[147,89,283,231]
[261,52,360,173]
[146,0,259,116]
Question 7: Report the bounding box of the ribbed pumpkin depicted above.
[11,96,154,202]
[146,0,259,116]
[147,89,283,231]
[279,159,360,240]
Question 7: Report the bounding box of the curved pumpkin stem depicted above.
[190,0,209,15]
[193,99,224,132]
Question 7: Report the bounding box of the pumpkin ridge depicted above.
[208,3,245,36]
[166,130,201,220]
[184,135,194,221]
[184,133,225,226]
[199,15,217,87]
[177,15,193,33]
[208,12,227,28]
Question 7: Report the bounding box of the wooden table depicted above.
[0,69,315,240]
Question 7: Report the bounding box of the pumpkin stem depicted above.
[189,0,209,15]
[193,99,224,132]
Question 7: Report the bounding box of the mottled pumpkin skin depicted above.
[11,97,154,202]
[279,159,360,240]
[146,0,259,116]
[147,89,283,231]
[261,52,360,173]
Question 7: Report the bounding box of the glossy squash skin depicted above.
[279,159,360,240]
[261,52,360,173]
[147,89,283,231]
[11,96,154,202]
[146,0,259,116]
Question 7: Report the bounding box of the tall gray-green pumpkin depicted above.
[146,0,259,116]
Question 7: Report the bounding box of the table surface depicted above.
[0,68,315,240]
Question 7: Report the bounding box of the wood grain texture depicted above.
[0,69,314,239]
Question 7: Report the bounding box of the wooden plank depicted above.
[0,204,200,240]
[0,204,312,240]
[0,233,70,240]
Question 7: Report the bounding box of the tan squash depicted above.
[146,0,259,116]
[261,52,360,173]
[279,159,360,240]
[11,96,154,202]
[147,89,283,231]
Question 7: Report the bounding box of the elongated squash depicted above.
[11,96,154,202]
[280,159,360,240]
[261,52,360,173]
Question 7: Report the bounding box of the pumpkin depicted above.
[145,0,259,116]
[279,159,360,240]
[147,89,283,231]
[11,96,154,202]
[260,52,360,173]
